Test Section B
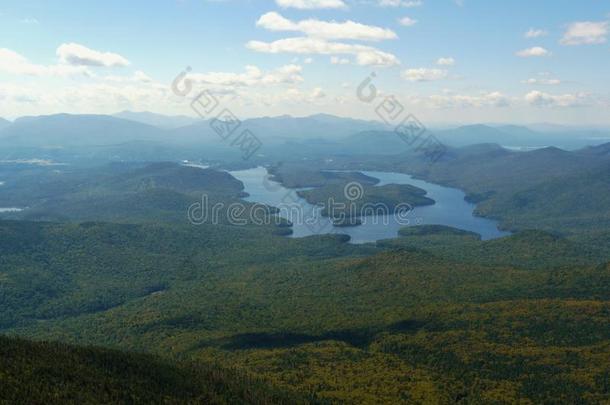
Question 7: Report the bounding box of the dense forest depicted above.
[0,335,310,404]
[0,217,608,402]
[1,139,609,403]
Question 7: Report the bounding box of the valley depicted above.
[0,113,609,403]
[3,2,610,402]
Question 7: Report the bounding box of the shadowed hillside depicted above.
[0,335,311,404]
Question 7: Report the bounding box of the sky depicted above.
[1,0,610,125]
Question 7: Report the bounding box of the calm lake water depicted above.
[229,167,510,244]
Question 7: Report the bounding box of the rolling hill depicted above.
[0,335,304,404]
[0,162,254,224]
[1,218,608,403]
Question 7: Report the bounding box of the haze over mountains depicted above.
[1,113,609,153]
[113,111,201,129]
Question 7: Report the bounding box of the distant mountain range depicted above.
[0,114,166,147]
[0,113,608,153]
[113,110,201,129]
[434,124,610,149]
[0,113,388,147]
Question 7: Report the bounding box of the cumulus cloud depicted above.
[57,43,130,67]
[268,86,329,105]
[246,37,400,66]
[311,87,326,98]
[402,68,447,81]
[102,70,154,83]
[560,21,608,45]
[516,46,551,57]
[398,16,417,27]
[0,77,175,118]
[256,11,397,41]
[378,0,422,7]
[275,0,346,9]
[0,44,130,78]
[436,57,455,66]
[525,90,589,107]
[0,48,90,77]
[188,64,304,87]
[524,28,548,38]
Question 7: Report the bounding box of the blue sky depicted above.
[1,0,609,125]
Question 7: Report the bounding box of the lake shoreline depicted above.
[228,167,510,244]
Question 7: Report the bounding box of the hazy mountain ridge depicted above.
[435,124,609,149]
[0,114,166,147]
[113,111,202,129]
[1,113,608,153]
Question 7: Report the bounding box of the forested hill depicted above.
[0,335,310,404]
[1,219,609,403]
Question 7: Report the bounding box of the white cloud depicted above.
[398,16,417,27]
[411,91,510,108]
[269,86,329,105]
[0,44,131,78]
[560,21,608,45]
[330,56,350,64]
[516,46,551,57]
[102,70,154,84]
[0,78,176,118]
[275,0,346,9]
[524,28,548,38]
[304,57,313,64]
[436,57,455,66]
[311,87,326,98]
[0,48,90,77]
[522,77,561,85]
[133,70,153,83]
[246,37,400,66]
[57,43,130,67]
[525,90,589,107]
[378,0,422,7]
[256,12,397,41]
[188,64,303,87]
[402,68,447,81]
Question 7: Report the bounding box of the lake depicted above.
[229,167,510,244]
